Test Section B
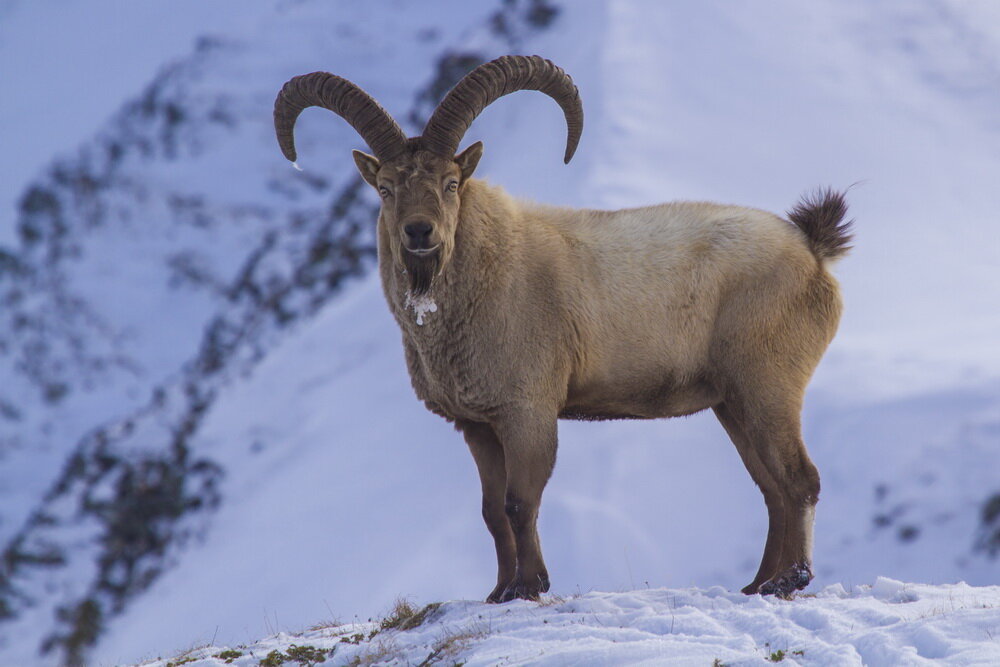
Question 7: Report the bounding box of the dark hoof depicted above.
[498,572,550,602]
[757,563,813,599]
[485,581,509,604]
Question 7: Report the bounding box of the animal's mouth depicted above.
[401,243,441,296]
[405,245,440,257]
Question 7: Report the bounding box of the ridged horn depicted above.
[420,55,583,164]
[273,71,408,163]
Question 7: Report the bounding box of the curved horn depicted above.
[420,55,583,164]
[273,71,408,163]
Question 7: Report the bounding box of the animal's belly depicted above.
[561,375,720,421]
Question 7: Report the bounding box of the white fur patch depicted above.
[291,161,303,171]
[405,291,438,326]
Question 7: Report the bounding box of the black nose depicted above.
[404,221,433,246]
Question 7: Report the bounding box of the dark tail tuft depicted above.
[786,188,854,261]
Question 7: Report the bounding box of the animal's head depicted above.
[273,55,583,294]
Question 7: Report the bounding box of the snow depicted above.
[1,0,999,665]
[135,580,1000,666]
[405,291,438,326]
[0,0,254,246]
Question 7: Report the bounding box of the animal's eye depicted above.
[378,186,392,199]
[446,180,459,193]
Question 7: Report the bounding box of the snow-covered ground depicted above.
[1,0,998,665]
[138,579,1000,666]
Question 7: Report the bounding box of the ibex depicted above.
[274,55,851,602]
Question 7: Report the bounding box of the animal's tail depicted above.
[786,188,853,262]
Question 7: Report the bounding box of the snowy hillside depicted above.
[1,0,998,665]
[135,579,1000,666]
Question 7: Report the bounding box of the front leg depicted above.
[491,407,558,602]
[457,420,516,602]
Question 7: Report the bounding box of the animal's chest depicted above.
[393,298,497,422]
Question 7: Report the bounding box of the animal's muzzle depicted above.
[403,221,435,252]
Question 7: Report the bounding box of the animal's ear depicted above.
[455,141,483,183]
[352,150,380,188]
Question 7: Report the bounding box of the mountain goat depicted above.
[274,55,851,602]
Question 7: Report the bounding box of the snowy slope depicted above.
[0,1,554,664]
[98,1,1000,663]
[137,580,1000,666]
[0,0,255,246]
[95,274,998,664]
[1,0,999,665]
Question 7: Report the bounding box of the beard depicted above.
[402,249,440,296]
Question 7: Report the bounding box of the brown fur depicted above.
[355,141,849,601]
[787,188,853,261]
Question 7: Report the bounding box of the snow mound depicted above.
[137,581,1000,666]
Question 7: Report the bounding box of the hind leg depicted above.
[713,403,786,594]
[715,394,820,598]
